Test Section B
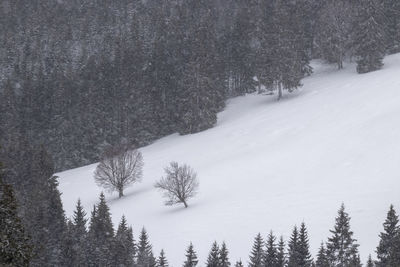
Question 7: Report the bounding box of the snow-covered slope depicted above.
[58,54,400,266]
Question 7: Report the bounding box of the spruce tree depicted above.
[276,236,286,267]
[219,242,231,267]
[383,0,400,53]
[183,242,199,267]
[0,166,33,266]
[137,228,155,267]
[376,205,400,267]
[88,192,114,266]
[298,223,313,267]
[70,199,88,266]
[113,215,135,266]
[157,249,169,267]
[249,233,264,267]
[287,226,301,267]
[366,255,374,267]
[264,231,278,267]
[315,243,329,267]
[326,204,361,267]
[206,241,220,267]
[235,260,244,267]
[354,0,385,74]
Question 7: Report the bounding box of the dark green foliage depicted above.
[383,0,400,53]
[0,164,33,266]
[276,236,286,267]
[376,205,400,267]
[326,204,361,267]
[88,193,114,266]
[206,241,220,267]
[264,231,278,267]
[287,226,301,267]
[183,242,199,267]
[298,223,313,267]
[114,215,135,267]
[157,249,169,267]
[315,243,329,267]
[219,242,231,267]
[137,228,155,267]
[249,233,264,267]
[354,0,385,74]
[366,255,374,267]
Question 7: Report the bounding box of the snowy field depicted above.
[58,54,400,266]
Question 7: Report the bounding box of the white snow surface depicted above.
[58,54,400,266]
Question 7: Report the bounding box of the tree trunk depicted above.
[119,189,124,198]
[183,200,188,208]
[277,83,282,101]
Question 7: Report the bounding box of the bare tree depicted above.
[154,162,199,208]
[94,144,143,198]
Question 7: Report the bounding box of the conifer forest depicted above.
[1,0,400,266]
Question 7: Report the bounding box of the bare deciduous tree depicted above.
[154,162,199,208]
[94,144,143,198]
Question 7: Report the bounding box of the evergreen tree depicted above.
[376,205,400,267]
[235,260,244,267]
[354,0,385,74]
[326,204,361,267]
[157,249,169,267]
[276,236,286,267]
[315,243,329,267]
[69,199,89,266]
[298,223,313,267]
[206,241,220,267]
[0,164,33,266]
[249,233,264,267]
[287,226,301,267]
[366,255,374,267]
[114,215,135,267]
[219,242,231,267]
[88,192,114,266]
[137,228,155,267]
[183,242,199,267]
[383,0,400,53]
[264,231,278,267]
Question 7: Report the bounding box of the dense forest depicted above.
[1,0,399,171]
[1,0,400,266]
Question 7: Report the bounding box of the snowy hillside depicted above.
[58,54,400,266]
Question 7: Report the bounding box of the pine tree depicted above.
[206,241,220,267]
[219,242,231,267]
[235,260,244,267]
[383,0,400,53]
[113,215,135,266]
[326,204,361,267]
[376,205,400,267]
[88,192,114,266]
[157,249,169,267]
[315,243,329,267]
[0,165,33,266]
[137,228,155,267]
[287,226,301,267]
[249,233,264,267]
[70,199,88,266]
[264,231,278,267]
[366,255,374,267]
[298,223,313,267]
[276,236,286,267]
[354,0,385,74]
[266,0,309,100]
[183,242,199,267]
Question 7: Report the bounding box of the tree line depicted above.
[2,173,400,266]
[1,0,399,171]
